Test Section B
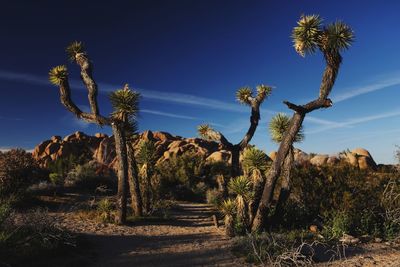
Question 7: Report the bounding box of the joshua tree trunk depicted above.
[249,169,265,225]
[127,142,143,217]
[140,163,152,214]
[272,146,294,222]
[251,50,342,231]
[230,146,241,178]
[112,123,128,224]
[225,215,235,237]
[216,174,228,198]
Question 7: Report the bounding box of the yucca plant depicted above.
[242,147,269,176]
[229,176,252,229]
[220,199,236,237]
[252,15,354,231]
[242,147,270,224]
[198,85,272,177]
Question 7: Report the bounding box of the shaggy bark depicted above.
[112,123,128,224]
[251,51,342,231]
[127,142,143,217]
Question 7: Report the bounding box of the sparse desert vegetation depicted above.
[1,4,400,267]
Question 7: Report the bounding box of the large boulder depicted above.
[344,148,377,170]
[206,150,231,163]
[310,155,329,166]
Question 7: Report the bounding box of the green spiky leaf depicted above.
[136,140,157,166]
[256,84,272,102]
[269,113,304,143]
[109,85,140,121]
[236,87,253,105]
[66,41,85,61]
[198,124,212,138]
[220,199,236,216]
[197,124,220,141]
[49,65,68,86]
[292,14,323,57]
[228,175,252,197]
[322,21,354,52]
[242,147,269,174]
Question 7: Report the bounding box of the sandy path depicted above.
[56,203,244,267]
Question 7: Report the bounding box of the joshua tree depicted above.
[268,113,304,210]
[136,140,157,214]
[198,85,272,177]
[251,15,354,231]
[49,41,142,224]
[109,86,143,218]
[220,199,236,237]
[241,146,270,223]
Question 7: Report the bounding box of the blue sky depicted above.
[0,0,400,164]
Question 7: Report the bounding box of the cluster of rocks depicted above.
[33,130,225,169]
[269,147,377,170]
[32,131,378,170]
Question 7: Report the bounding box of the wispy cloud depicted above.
[307,109,400,134]
[0,69,378,128]
[141,109,198,120]
[0,115,22,121]
[332,71,400,103]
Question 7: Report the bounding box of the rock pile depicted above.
[33,131,378,170]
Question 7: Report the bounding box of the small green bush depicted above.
[49,172,64,186]
[66,161,115,191]
[96,199,114,223]
[156,152,205,200]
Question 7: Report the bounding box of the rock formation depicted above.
[33,131,378,171]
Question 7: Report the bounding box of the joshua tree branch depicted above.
[58,79,111,125]
[284,98,332,114]
[75,53,100,116]
[238,99,261,150]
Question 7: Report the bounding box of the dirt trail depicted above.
[59,203,243,267]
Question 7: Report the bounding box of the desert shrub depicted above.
[232,232,315,266]
[0,149,41,200]
[0,207,75,261]
[277,163,398,238]
[66,161,116,191]
[47,155,76,177]
[206,188,223,207]
[322,211,351,240]
[381,178,400,239]
[156,152,206,200]
[96,199,115,223]
[49,172,64,186]
[0,201,11,227]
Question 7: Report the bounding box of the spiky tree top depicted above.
[292,15,354,100]
[66,41,85,62]
[236,84,272,106]
[269,113,304,143]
